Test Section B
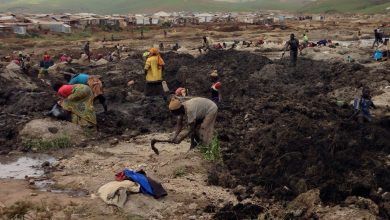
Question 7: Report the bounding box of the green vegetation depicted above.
[301,0,390,14]
[62,31,92,41]
[200,136,221,162]
[23,135,72,151]
[173,166,188,178]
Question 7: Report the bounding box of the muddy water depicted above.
[0,154,56,179]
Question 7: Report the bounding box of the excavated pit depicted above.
[0,50,389,217]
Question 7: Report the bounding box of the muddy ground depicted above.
[0,18,390,219]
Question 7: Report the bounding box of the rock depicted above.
[233,185,246,196]
[47,62,67,75]
[189,203,198,210]
[51,161,60,167]
[287,189,321,218]
[6,62,21,71]
[19,118,86,147]
[41,161,50,167]
[345,196,379,215]
[110,138,119,146]
[294,178,308,194]
[95,58,108,66]
[76,54,89,65]
[317,206,376,220]
[30,193,38,196]
[1,69,37,90]
[372,87,390,115]
[28,179,35,185]
[48,127,58,134]
[127,80,135,86]
[188,215,197,220]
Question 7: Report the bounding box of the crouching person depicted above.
[168,97,218,149]
[52,82,97,128]
[64,72,108,112]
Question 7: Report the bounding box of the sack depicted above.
[50,103,71,121]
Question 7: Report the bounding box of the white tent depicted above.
[154,11,171,17]
[195,13,214,23]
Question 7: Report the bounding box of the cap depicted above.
[169,98,182,111]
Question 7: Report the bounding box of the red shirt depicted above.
[43,55,51,62]
[58,85,73,98]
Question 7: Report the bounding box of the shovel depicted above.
[150,139,174,155]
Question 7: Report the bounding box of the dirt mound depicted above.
[181,52,389,218]
[19,118,86,145]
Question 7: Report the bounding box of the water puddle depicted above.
[0,154,56,179]
[0,154,88,197]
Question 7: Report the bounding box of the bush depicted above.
[23,136,72,151]
[200,136,221,162]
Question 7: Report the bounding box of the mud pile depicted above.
[186,51,390,217]
[152,50,389,217]
[0,73,56,152]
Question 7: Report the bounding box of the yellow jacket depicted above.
[144,56,163,82]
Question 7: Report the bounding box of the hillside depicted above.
[0,0,388,14]
[0,0,305,14]
[301,0,390,13]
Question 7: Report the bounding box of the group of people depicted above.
[372,28,389,61]
[47,47,222,149]
[143,47,222,147]
[46,32,380,149]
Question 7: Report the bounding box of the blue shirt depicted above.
[69,73,89,85]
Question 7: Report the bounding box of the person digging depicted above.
[151,97,218,155]
[63,72,108,112]
[171,96,218,147]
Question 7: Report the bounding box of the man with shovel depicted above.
[151,97,218,155]
[282,33,299,67]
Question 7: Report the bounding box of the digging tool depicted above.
[345,110,360,121]
[162,81,170,93]
[150,138,174,155]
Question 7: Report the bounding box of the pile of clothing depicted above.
[97,169,167,208]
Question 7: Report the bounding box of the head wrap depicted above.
[210,70,218,77]
[175,87,186,96]
[149,48,165,68]
[58,85,73,98]
[212,82,222,91]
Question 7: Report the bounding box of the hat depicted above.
[175,87,186,96]
[169,98,182,111]
[210,70,218,77]
[212,82,221,91]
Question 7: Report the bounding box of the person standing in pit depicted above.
[282,34,300,67]
[210,70,222,104]
[353,87,376,123]
[83,41,91,61]
[144,48,165,97]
